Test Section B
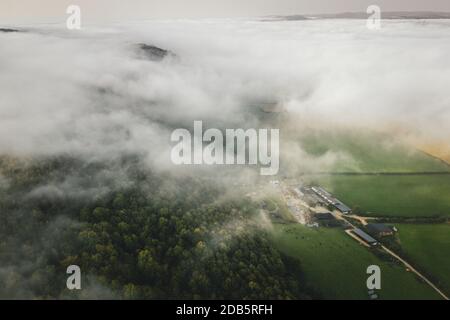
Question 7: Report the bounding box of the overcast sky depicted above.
[2,0,450,23]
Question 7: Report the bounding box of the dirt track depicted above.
[339,214,449,300]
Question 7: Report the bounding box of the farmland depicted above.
[308,174,450,217]
[396,224,450,294]
[270,128,450,299]
[270,223,441,300]
[298,129,450,173]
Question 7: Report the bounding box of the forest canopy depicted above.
[0,155,314,299]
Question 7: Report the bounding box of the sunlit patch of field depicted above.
[417,144,450,165]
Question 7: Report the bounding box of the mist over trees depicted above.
[0,155,314,299]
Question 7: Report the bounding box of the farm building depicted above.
[314,212,335,220]
[367,223,395,237]
[313,212,342,227]
[351,228,379,246]
[310,186,352,214]
[334,201,352,214]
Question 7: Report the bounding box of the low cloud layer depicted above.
[0,19,449,175]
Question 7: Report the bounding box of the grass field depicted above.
[270,223,442,300]
[307,174,450,217]
[298,129,450,173]
[396,224,450,295]
[280,129,450,298]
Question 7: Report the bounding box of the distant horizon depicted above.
[4,10,450,27]
[2,0,450,23]
[266,11,450,20]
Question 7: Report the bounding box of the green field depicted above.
[282,129,450,299]
[270,224,442,300]
[298,129,450,173]
[308,175,450,217]
[396,224,450,294]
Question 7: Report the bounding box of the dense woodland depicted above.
[0,155,314,299]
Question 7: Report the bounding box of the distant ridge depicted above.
[0,28,20,33]
[264,11,450,21]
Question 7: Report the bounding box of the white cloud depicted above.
[0,19,449,174]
